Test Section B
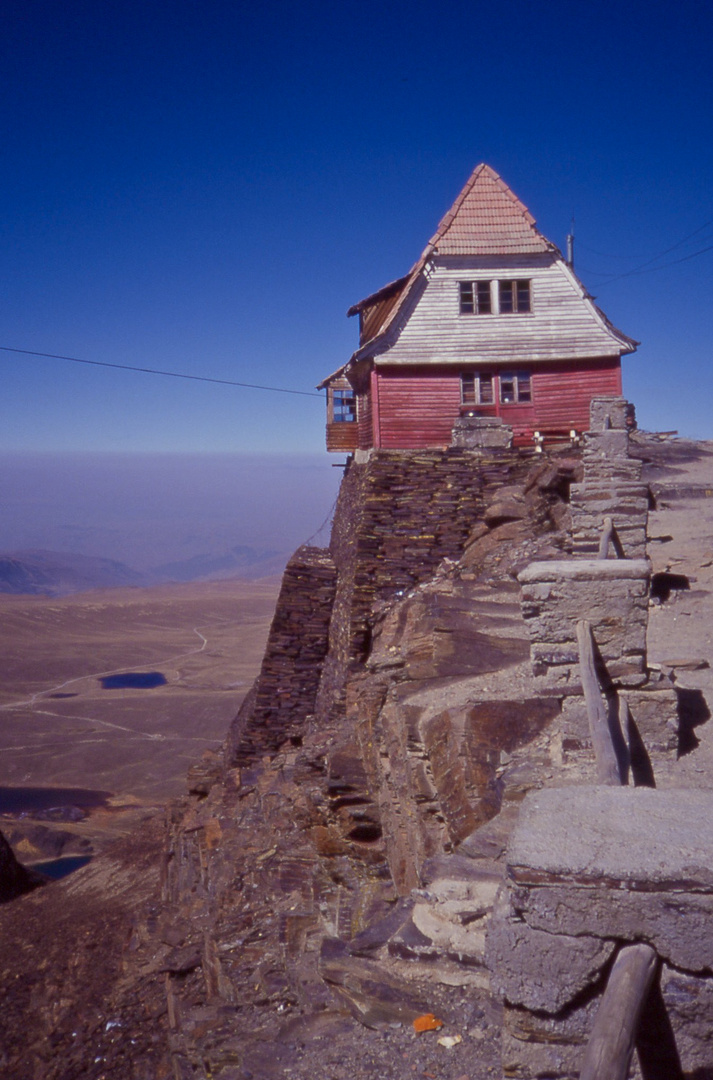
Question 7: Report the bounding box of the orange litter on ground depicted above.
[413,1013,444,1033]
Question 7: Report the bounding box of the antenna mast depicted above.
[566,216,575,268]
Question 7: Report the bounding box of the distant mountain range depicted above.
[0,551,144,596]
[0,546,287,596]
[150,545,286,584]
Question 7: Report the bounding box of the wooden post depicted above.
[598,516,626,560]
[579,943,658,1080]
[617,695,632,781]
[576,620,621,786]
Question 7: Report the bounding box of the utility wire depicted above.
[0,345,322,398]
[578,217,713,263]
[593,243,713,288]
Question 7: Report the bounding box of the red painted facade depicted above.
[321,164,636,452]
[350,360,621,449]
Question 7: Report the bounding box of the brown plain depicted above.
[0,579,280,808]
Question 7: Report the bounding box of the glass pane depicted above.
[517,372,532,402]
[500,374,515,402]
[459,282,474,314]
[479,374,494,404]
[476,282,492,314]
[334,391,356,420]
[461,374,476,403]
[500,281,514,313]
[517,281,531,312]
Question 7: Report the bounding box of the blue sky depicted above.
[2,0,712,455]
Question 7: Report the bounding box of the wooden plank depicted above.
[576,620,622,786]
[383,260,628,365]
[363,360,622,449]
[579,943,658,1080]
[598,517,626,560]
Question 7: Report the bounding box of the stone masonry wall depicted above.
[315,448,532,728]
[228,545,337,765]
[519,559,651,693]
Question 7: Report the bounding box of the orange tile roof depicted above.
[346,164,557,344]
[429,163,556,255]
[318,163,633,381]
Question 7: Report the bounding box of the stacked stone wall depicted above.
[569,396,649,558]
[315,448,532,727]
[228,546,337,765]
[490,397,708,1077]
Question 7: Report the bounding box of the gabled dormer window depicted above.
[499,280,531,313]
[459,281,492,314]
[459,279,531,314]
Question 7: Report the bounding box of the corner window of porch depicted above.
[330,386,357,422]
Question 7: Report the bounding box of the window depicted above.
[331,387,356,422]
[460,279,531,314]
[461,372,494,406]
[499,371,532,404]
[459,281,492,315]
[499,280,531,313]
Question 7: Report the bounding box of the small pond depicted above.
[0,786,111,816]
[100,672,167,689]
[33,855,93,880]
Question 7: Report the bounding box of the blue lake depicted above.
[0,786,111,816]
[100,671,167,689]
[33,855,93,880]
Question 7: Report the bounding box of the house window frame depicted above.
[498,279,532,314]
[459,280,493,315]
[328,384,357,423]
[499,370,532,404]
[460,371,494,407]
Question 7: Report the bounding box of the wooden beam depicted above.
[576,620,621,785]
[579,943,658,1080]
[598,516,626,560]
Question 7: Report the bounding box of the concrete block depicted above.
[583,429,630,457]
[487,890,615,1013]
[507,786,713,890]
[589,396,630,431]
[451,415,513,449]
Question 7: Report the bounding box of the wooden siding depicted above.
[326,421,359,453]
[375,368,462,449]
[531,360,622,433]
[369,360,622,450]
[360,286,408,345]
[376,256,629,366]
[357,387,373,450]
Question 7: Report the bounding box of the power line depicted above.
[0,345,322,398]
[593,243,713,288]
[578,217,713,264]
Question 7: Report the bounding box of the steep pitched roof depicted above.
[316,164,634,388]
[428,163,556,256]
[345,164,558,355]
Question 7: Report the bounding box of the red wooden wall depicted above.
[365,359,622,449]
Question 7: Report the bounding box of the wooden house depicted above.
[319,163,637,451]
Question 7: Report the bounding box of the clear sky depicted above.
[2,0,712,454]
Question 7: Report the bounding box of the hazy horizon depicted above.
[0,452,342,572]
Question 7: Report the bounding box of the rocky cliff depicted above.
[2,430,712,1080]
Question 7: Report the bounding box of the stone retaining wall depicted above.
[315,448,531,726]
[228,545,337,765]
[518,559,650,693]
[488,787,713,1079]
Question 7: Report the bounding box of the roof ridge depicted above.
[428,162,554,256]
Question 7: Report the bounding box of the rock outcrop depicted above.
[2,408,711,1080]
[0,828,44,903]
